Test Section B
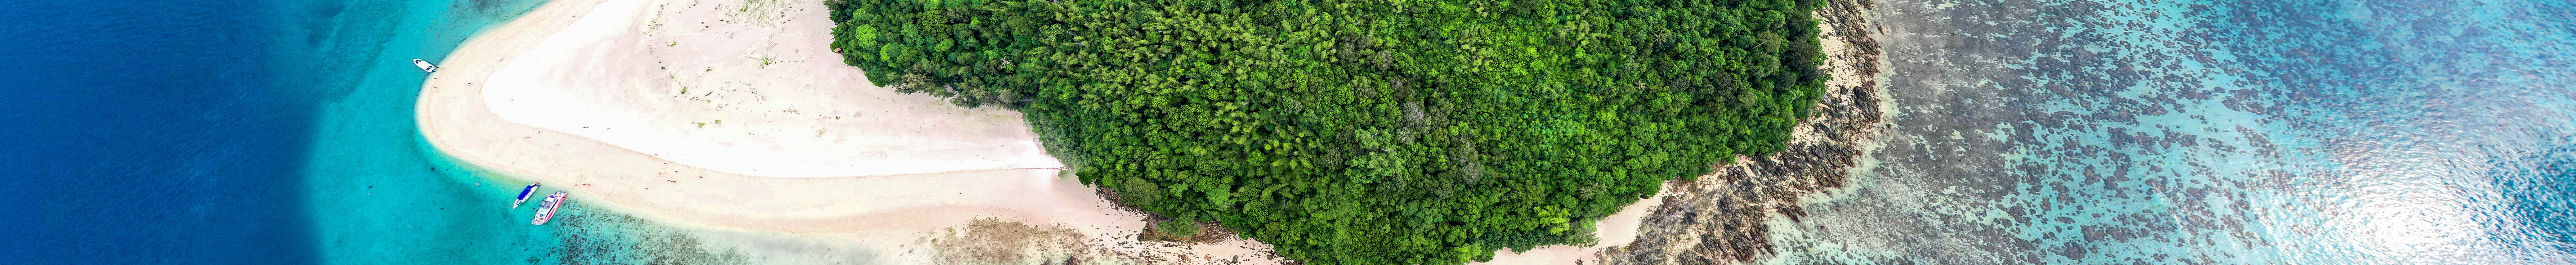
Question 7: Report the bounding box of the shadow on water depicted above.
[0,1,323,264]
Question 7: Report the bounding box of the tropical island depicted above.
[415,0,1879,263]
[823,0,1831,263]
[53,0,2574,261]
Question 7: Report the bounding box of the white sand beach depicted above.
[417,0,1760,263]
[418,0,1275,263]
[476,0,1058,178]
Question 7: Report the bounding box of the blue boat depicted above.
[511,183,539,208]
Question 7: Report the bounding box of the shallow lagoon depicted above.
[277,0,768,263]
[1766,0,2576,263]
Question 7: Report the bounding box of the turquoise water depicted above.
[276,0,559,263]
[1764,0,2576,263]
[266,0,564,262]
[1,0,828,263]
[278,0,750,263]
[0,0,695,263]
[283,0,572,262]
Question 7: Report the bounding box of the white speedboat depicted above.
[413,59,440,73]
[530,191,568,225]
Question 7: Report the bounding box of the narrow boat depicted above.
[530,191,569,225]
[413,59,440,73]
[511,183,541,208]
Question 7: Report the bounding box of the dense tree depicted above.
[824,0,1827,264]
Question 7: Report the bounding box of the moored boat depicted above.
[530,191,568,225]
[511,183,541,208]
[413,59,440,73]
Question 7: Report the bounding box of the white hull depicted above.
[413,59,440,73]
[530,191,568,225]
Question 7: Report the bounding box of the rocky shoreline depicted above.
[1599,0,1889,263]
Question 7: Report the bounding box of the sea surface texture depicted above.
[1769,0,2576,264]
[0,0,757,263]
[1,1,316,263]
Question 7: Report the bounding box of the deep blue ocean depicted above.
[0,1,317,263]
[2,0,2572,264]
[0,0,724,264]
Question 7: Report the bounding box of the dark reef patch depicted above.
[1599,0,1889,263]
[551,209,752,265]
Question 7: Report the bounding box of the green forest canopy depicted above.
[823,0,1827,263]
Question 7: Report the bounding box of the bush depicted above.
[1141,220,1204,242]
